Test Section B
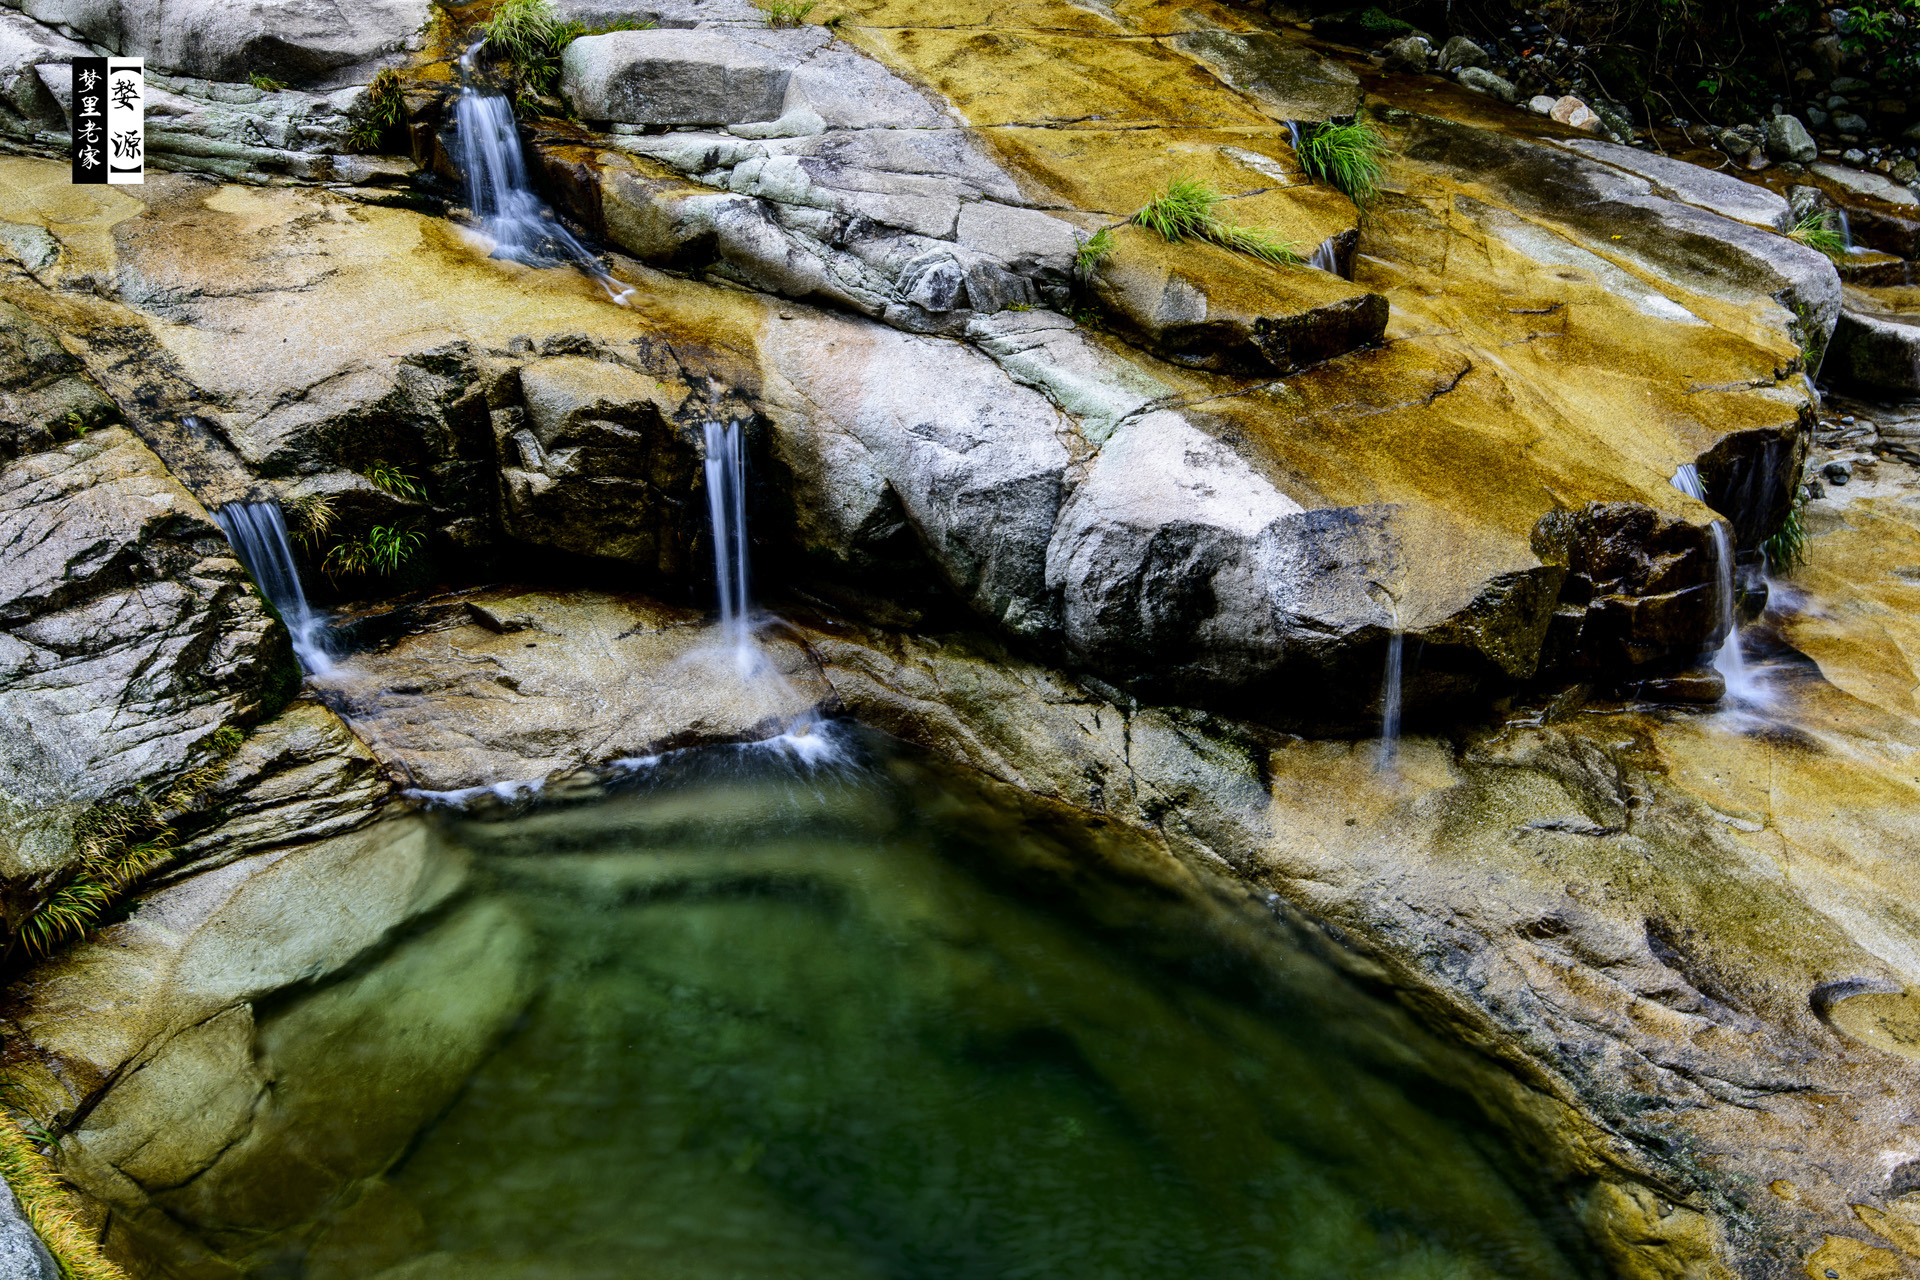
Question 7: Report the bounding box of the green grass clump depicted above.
[758,0,817,25]
[348,66,409,152]
[0,1114,127,1280]
[1294,120,1386,207]
[480,0,654,112]
[287,491,337,550]
[1788,209,1848,262]
[248,71,285,92]
[1073,226,1114,282]
[1763,487,1809,574]
[322,525,427,581]
[365,461,426,502]
[1130,177,1300,264]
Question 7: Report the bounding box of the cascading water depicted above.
[1670,464,1758,702]
[1306,236,1341,275]
[453,40,634,304]
[703,420,754,671]
[212,501,333,674]
[1376,629,1403,769]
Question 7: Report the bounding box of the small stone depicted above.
[1833,75,1872,93]
[1844,147,1868,164]
[1825,460,1853,484]
[1835,112,1871,135]
[1529,95,1559,116]
[1456,66,1517,104]
[1766,113,1819,163]
[1806,478,1826,499]
[1808,106,1831,128]
[1548,95,1588,125]
[1842,415,1856,423]
[1438,35,1489,71]
[1381,35,1433,72]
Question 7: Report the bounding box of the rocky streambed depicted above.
[2,0,1920,1276]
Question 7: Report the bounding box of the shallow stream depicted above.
[269,728,1597,1280]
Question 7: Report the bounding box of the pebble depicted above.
[1825,460,1853,484]
[1842,415,1856,424]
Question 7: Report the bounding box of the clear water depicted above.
[302,731,1595,1280]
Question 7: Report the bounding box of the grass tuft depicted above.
[322,525,427,582]
[1073,226,1114,282]
[348,67,408,153]
[1763,487,1809,574]
[1294,120,1386,207]
[1788,209,1848,262]
[0,1114,127,1280]
[287,492,337,550]
[759,0,817,26]
[365,461,426,502]
[480,0,654,113]
[247,71,285,92]
[1130,177,1300,264]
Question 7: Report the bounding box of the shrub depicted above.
[348,66,409,153]
[1294,120,1385,208]
[1131,177,1299,264]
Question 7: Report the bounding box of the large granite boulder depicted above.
[560,27,818,126]
[2,0,425,86]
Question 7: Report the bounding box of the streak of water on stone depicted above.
[211,500,333,674]
[1376,628,1404,770]
[453,39,634,305]
[1670,464,1766,706]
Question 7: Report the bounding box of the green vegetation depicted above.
[0,1114,127,1279]
[1131,177,1299,265]
[287,491,338,550]
[1072,226,1114,282]
[366,461,426,502]
[348,66,408,153]
[1294,121,1385,208]
[758,0,817,26]
[1788,210,1848,263]
[479,0,655,112]
[1764,488,1810,575]
[322,525,427,582]
[3,724,245,970]
[247,71,286,92]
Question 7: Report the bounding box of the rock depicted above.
[561,28,818,126]
[1437,36,1489,72]
[1086,224,1389,376]
[1825,459,1853,483]
[1766,113,1819,163]
[0,1179,57,1280]
[1828,300,1920,394]
[0,9,88,139]
[1834,111,1871,135]
[1807,105,1830,128]
[1813,159,1920,206]
[0,426,283,883]
[1527,95,1557,115]
[1809,34,1845,79]
[1380,35,1432,72]
[313,590,830,792]
[1558,138,1793,231]
[0,301,119,463]
[498,355,700,571]
[1548,95,1589,125]
[1455,67,1516,104]
[11,0,425,86]
[1833,75,1872,94]
[1641,666,1726,703]
[1167,31,1364,122]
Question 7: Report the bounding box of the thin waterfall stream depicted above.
[454,39,633,304]
[703,420,754,672]
[1670,463,1760,702]
[212,501,333,675]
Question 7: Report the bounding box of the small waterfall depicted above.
[1285,119,1305,152]
[703,420,754,670]
[1835,208,1854,252]
[212,501,332,674]
[1376,629,1403,769]
[453,40,634,304]
[1670,464,1756,701]
[1306,236,1341,275]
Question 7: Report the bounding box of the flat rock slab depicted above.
[1557,137,1792,231]
[313,590,830,793]
[1812,160,1920,208]
[1827,301,1920,394]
